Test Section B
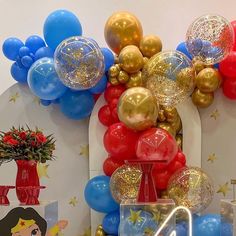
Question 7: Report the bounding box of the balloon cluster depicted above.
[2,9,115,120]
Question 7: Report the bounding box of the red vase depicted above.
[15,160,40,204]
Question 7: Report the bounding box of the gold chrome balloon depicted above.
[196,68,221,92]
[95,225,106,236]
[126,71,143,88]
[163,107,178,123]
[143,57,149,64]
[118,87,159,131]
[110,164,142,203]
[118,70,130,84]
[109,76,120,85]
[108,65,120,77]
[171,115,182,134]
[119,45,144,73]
[192,88,214,108]
[193,59,205,74]
[158,109,166,122]
[157,122,176,137]
[176,134,183,149]
[104,11,143,54]
[139,35,162,58]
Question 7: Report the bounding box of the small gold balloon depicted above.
[119,45,144,74]
[193,60,206,74]
[95,225,106,236]
[109,76,120,85]
[139,35,162,58]
[126,71,143,88]
[118,87,159,131]
[109,65,120,77]
[110,164,142,203]
[176,134,183,149]
[171,115,182,134]
[176,67,196,89]
[196,68,221,92]
[143,57,149,64]
[157,122,176,137]
[104,11,143,54]
[192,88,214,108]
[118,70,130,84]
[163,107,178,123]
[158,109,166,122]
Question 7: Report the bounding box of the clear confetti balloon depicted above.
[186,14,234,65]
[54,36,105,90]
[167,166,214,213]
[142,50,195,107]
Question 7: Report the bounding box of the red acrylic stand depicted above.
[0,186,15,205]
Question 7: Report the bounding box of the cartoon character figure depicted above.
[0,207,68,236]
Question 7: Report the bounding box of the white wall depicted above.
[0,0,235,94]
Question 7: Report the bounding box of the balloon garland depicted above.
[2,9,236,236]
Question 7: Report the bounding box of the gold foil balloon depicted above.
[109,65,120,77]
[157,122,176,137]
[192,88,214,108]
[193,58,206,74]
[104,11,143,54]
[167,166,214,213]
[126,71,143,88]
[118,87,159,131]
[158,109,166,122]
[142,50,195,107]
[109,76,120,85]
[118,70,130,84]
[95,225,106,236]
[119,45,144,74]
[163,107,178,123]
[139,35,162,58]
[171,114,182,134]
[110,164,142,203]
[176,134,183,149]
[196,68,221,92]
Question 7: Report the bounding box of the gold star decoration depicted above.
[152,211,162,223]
[69,196,78,207]
[9,92,20,103]
[33,97,41,105]
[207,153,217,163]
[79,144,89,158]
[144,227,155,235]
[128,209,143,224]
[210,109,220,120]
[217,182,231,197]
[37,163,49,178]
[79,227,91,236]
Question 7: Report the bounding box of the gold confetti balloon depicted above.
[186,14,234,65]
[142,50,195,107]
[139,35,162,58]
[104,11,143,54]
[167,166,214,213]
[54,36,104,90]
[192,88,214,108]
[110,164,142,203]
[118,87,159,131]
[119,45,144,74]
[196,68,221,92]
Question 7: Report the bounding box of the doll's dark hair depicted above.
[0,207,47,236]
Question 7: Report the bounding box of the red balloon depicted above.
[104,85,126,103]
[136,128,178,163]
[108,98,118,111]
[103,156,124,176]
[103,122,139,160]
[152,170,171,190]
[231,21,236,51]
[175,150,186,165]
[219,51,236,78]
[93,93,101,102]
[223,77,236,99]
[111,107,119,123]
[167,160,185,174]
[98,105,113,126]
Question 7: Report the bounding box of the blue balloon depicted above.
[102,211,120,235]
[11,62,28,83]
[27,57,67,100]
[193,214,221,236]
[221,222,233,236]
[2,37,24,61]
[43,9,82,50]
[25,35,46,54]
[51,98,60,104]
[40,99,51,106]
[214,63,219,69]
[176,42,192,59]
[176,223,187,236]
[84,175,119,213]
[35,47,54,60]
[101,47,115,71]
[19,46,30,57]
[89,75,107,94]
[21,56,34,68]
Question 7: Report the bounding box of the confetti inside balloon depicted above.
[54,36,104,90]
[142,50,195,107]
[110,165,142,203]
[167,166,214,213]
[186,14,234,65]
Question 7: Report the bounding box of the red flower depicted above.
[31,141,37,147]
[3,135,13,143]
[19,131,27,140]
[6,138,19,146]
[36,133,47,144]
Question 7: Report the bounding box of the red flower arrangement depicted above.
[0,126,55,164]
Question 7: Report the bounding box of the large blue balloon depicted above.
[89,75,107,94]
[84,175,119,213]
[35,47,54,60]
[176,42,192,59]
[101,47,115,71]
[102,211,120,235]
[2,37,24,61]
[176,223,187,236]
[25,35,46,54]
[11,62,28,83]
[27,57,67,100]
[43,9,83,51]
[193,214,221,236]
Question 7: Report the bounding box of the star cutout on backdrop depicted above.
[33,97,41,105]
[128,209,143,224]
[69,196,78,207]
[79,144,89,158]
[217,182,231,197]
[144,227,155,235]
[210,109,220,120]
[207,153,217,163]
[37,163,49,178]
[79,227,91,236]
[9,92,20,103]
